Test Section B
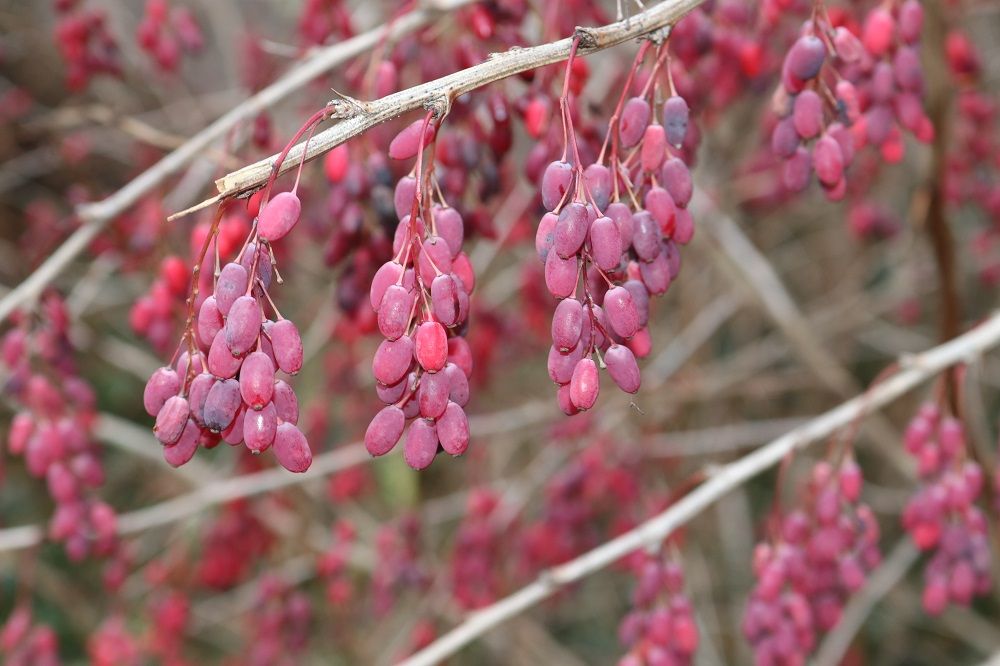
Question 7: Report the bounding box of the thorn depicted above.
[166,193,223,222]
[326,89,370,119]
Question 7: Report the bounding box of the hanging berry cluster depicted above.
[371,514,430,616]
[136,0,204,73]
[743,456,880,664]
[449,489,506,610]
[901,403,992,614]
[2,293,117,561]
[131,214,249,355]
[771,0,929,198]
[363,112,475,470]
[144,111,328,472]
[52,0,122,92]
[618,553,699,666]
[239,576,313,664]
[538,39,694,415]
[0,606,59,666]
[297,0,354,47]
[317,519,357,606]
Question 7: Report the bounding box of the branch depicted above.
[0,442,371,553]
[212,0,708,198]
[0,0,473,324]
[399,310,1000,666]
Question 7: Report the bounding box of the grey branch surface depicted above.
[398,310,1000,666]
[213,0,708,197]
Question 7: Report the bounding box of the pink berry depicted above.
[144,367,180,416]
[258,191,302,242]
[605,344,641,394]
[437,402,469,456]
[270,319,303,375]
[388,119,437,160]
[373,336,414,386]
[569,358,599,410]
[224,295,262,356]
[203,378,241,432]
[240,351,275,410]
[620,97,651,148]
[415,321,448,372]
[154,396,190,444]
[243,401,277,452]
[403,418,438,470]
[163,418,200,467]
[662,95,690,148]
[541,160,575,211]
[273,422,312,472]
[365,405,406,456]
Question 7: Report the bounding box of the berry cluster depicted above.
[240,576,312,666]
[449,489,506,609]
[88,616,141,666]
[538,42,693,415]
[52,0,122,91]
[136,0,204,73]
[318,520,357,606]
[1,607,59,666]
[363,116,475,469]
[901,403,992,614]
[770,0,929,200]
[145,590,190,663]
[618,553,699,666]
[744,458,880,664]
[196,501,274,589]
[371,514,429,616]
[2,294,117,560]
[145,184,313,471]
[297,0,353,46]
[130,214,248,354]
[846,199,902,241]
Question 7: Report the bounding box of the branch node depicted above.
[645,26,671,45]
[326,90,370,119]
[574,27,599,50]
[425,95,452,119]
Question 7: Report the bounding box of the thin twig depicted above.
[0,0,475,324]
[398,310,1000,666]
[212,0,707,198]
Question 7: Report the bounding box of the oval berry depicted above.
[415,321,448,372]
[144,367,179,417]
[154,396,190,445]
[437,402,469,456]
[243,401,277,452]
[224,295,262,356]
[203,378,241,432]
[258,191,302,242]
[605,344,641,394]
[270,319,303,375]
[569,358,600,411]
[273,422,312,472]
[214,262,248,317]
[373,335,414,386]
[240,351,275,410]
[365,405,406,456]
[403,418,438,470]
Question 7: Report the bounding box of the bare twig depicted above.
[0,0,475,324]
[212,0,707,198]
[398,310,1000,666]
